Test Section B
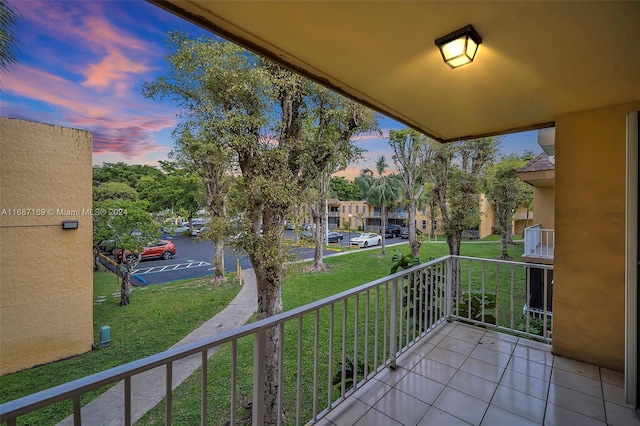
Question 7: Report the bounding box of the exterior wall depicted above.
[479,195,495,238]
[553,101,640,371]
[0,118,93,374]
[533,186,554,230]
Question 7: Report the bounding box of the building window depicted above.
[356,205,359,213]
[349,205,352,214]
[422,220,427,230]
[342,206,345,213]
[433,220,438,230]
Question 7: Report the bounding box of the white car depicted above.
[191,226,209,236]
[350,233,381,248]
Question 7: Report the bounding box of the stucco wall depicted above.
[479,195,495,238]
[533,186,555,230]
[553,101,640,370]
[0,118,93,374]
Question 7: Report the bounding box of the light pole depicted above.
[348,213,352,248]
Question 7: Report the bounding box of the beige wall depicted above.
[553,101,640,370]
[533,186,555,230]
[479,195,495,238]
[0,118,93,374]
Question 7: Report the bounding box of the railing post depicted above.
[252,329,266,425]
[445,258,453,319]
[389,278,398,370]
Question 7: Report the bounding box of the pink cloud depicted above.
[3,64,177,158]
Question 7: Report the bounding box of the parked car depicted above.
[384,224,402,238]
[327,231,344,243]
[117,240,176,262]
[400,227,422,239]
[191,226,209,236]
[350,233,381,248]
[300,230,313,241]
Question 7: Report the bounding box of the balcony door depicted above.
[626,110,639,410]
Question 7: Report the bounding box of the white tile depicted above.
[547,383,606,422]
[352,378,392,406]
[437,336,477,356]
[412,358,458,385]
[433,387,489,426]
[513,343,554,366]
[469,345,511,368]
[544,402,607,426]
[483,330,519,343]
[459,357,506,383]
[395,351,422,370]
[550,368,602,398]
[480,404,540,426]
[353,407,402,426]
[448,325,485,344]
[602,383,635,409]
[395,371,445,405]
[477,334,518,354]
[490,385,545,423]
[499,368,549,400]
[506,355,552,382]
[604,401,640,426]
[553,356,600,381]
[311,417,335,426]
[374,365,410,387]
[408,339,436,357]
[448,370,498,402]
[418,406,472,426]
[372,388,430,426]
[325,395,370,425]
[426,346,468,369]
[600,367,624,387]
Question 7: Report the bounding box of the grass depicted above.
[0,271,241,426]
[3,240,525,425]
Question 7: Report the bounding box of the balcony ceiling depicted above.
[151,1,640,142]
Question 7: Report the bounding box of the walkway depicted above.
[58,269,258,426]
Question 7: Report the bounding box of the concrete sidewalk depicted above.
[58,269,258,426]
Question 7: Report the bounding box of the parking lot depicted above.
[126,230,371,285]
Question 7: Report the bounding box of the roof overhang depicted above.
[149,1,640,142]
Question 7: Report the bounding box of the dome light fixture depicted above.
[435,25,483,69]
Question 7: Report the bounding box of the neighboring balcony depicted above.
[2,256,632,426]
[523,225,555,264]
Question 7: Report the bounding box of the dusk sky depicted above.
[2,1,541,180]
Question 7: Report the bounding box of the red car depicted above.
[117,240,176,262]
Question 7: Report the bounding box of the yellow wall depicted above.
[0,118,93,374]
[479,195,495,238]
[533,186,555,230]
[553,101,640,370]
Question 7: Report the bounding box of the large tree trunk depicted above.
[119,256,139,306]
[407,199,421,257]
[212,239,226,283]
[446,232,462,299]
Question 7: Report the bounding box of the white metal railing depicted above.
[0,256,553,425]
[524,225,555,258]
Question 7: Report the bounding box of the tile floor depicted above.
[314,321,640,426]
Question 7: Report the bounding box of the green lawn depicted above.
[2,240,525,425]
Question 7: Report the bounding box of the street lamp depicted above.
[348,213,352,248]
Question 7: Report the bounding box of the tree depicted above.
[0,0,21,74]
[93,199,159,306]
[304,88,376,271]
[429,138,499,297]
[93,181,138,202]
[389,128,434,257]
[329,176,362,200]
[143,32,369,424]
[484,157,529,259]
[356,156,402,256]
[93,162,163,188]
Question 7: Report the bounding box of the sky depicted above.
[2,1,542,181]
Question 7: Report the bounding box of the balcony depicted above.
[523,225,554,264]
[1,257,635,425]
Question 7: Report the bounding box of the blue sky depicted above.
[2,1,541,179]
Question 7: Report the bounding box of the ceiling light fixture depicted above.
[435,25,482,69]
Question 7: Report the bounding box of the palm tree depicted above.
[357,156,402,256]
[0,0,21,74]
